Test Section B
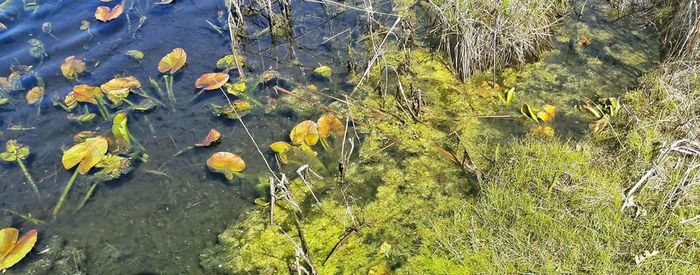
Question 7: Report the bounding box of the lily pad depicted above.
[25,86,43,104]
[290,120,319,147]
[536,104,556,123]
[206,152,245,181]
[95,4,124,22]
[317,113,344,139]
[66,84,102,105]
[100,76,141,105]
[62,136,109,174]
[195,72,229,90]
[195,129,221,147]
[158,48,187,74]
[0,228,37,270]
[0,140,29,162]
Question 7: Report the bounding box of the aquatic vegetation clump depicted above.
[427,0,566,80]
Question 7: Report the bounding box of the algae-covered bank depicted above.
[0,0,698,273]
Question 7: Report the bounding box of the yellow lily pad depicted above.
[317,113,344,139]
[206,152,246,181]
[67,85,102,105]
[158,48,187,74]
[290,120,319,147]
[195,72,229,90]
[100,76,141,104]
[62,136,109,174]
[0,228,37,270]
[26,86,44,104]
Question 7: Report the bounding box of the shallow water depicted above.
[0,0,370,273]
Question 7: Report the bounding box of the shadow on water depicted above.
[0,0,375,273]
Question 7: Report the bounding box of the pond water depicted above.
[0,0,370,273]
[0,0,659,274]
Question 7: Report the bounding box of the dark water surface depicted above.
[0,0,365,273]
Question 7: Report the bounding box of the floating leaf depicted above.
[313,65,332,78]
[67,85,102,105]
[290,120,319,147]
[0,140,29,162]
[270,141,291,154]
[95,4,124,22]
[62,136,109,174]
[112,112,131,149]
[536,104,556,122]
[126,50,144,61]
[25,86,44,104]
[195,73,229,90]
[60,56,86,80]
[0,23,6,32]
[158,48,187,74]
[100,76,141,104]
[0,228,37,270]
[317,113,344,139]
[206,152,245,181]
[155,0,175,4]
[0,228,18,256]
[194,129,221,147]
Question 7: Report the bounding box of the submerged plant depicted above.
[206,152,246,181]
[53,136,109,218]
[207,100,251,120]
[60,56,86,80]
[158,48,187,103]
[313,65,332,78]
[0,140,40,198]
[216,54,245,73]
[126,50,144,61]
[0,228,37,270]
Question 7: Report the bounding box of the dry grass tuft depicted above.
[427,0,564,81]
